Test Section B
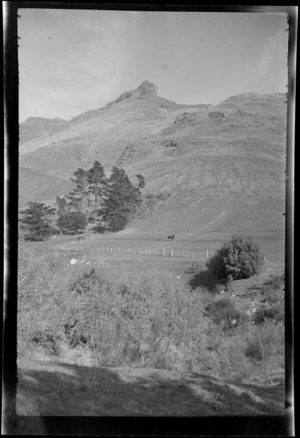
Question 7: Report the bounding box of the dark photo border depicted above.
[3,2,296,436]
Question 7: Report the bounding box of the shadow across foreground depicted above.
[11,358,289,434]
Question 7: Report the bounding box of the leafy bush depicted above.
[205,297,240,329]
[31,326,62,356]
[206,234,264,281]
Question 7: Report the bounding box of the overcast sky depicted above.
[18,9,288,122]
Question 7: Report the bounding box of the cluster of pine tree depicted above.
[19,161,145,241]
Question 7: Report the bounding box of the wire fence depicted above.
[53,243,284,262]
[54,244,211,259]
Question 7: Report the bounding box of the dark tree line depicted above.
[19,161,145,241]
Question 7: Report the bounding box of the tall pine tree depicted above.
[100,167,142,232]
[87,160,108,213]
[19,202,56,241]
[65,168,92,219]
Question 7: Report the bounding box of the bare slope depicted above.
[19,167,73,209]
[19,81,287,245]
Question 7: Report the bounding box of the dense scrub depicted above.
[18,242,284,383]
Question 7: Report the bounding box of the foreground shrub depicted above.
[253,301,284,325]
[262,274,285,305]
[206,319,284,381]
[59,267,212,370]
[31,326,62,356]
[18,241,73,354]
[244,321,284,362]
[206,234,264,281]
[205,297,240,330]
[18,244,211,372]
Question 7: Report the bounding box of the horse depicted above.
[167,234,176,241]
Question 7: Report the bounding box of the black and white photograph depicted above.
[3,3,295,436]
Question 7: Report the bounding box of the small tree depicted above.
[136,174,146,189]
[206,234,264,281]
[19,202,56,241]
[57,212,88,235]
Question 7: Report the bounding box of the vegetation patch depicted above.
[18,241,284,385]
[19,161,146,240]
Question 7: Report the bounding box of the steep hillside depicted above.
[19,167,73,209]
[19,117,68,145]
[19,81,287,247]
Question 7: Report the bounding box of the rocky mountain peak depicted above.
[136,80,157,96]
